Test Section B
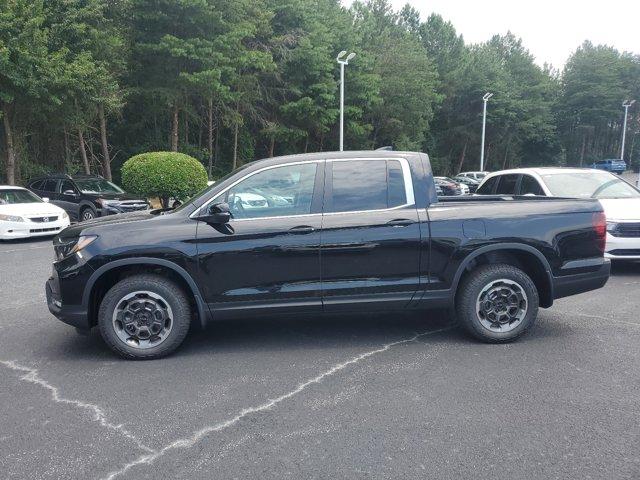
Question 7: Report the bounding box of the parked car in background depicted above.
[46,151,610,359]
[476,167,640,260]
[28,174,149,222]
[0,186,70,240]
[589,159,626,175]
[453,175,480,193]
[458,171,489,182]
[434,176,464,195]
[439,176,469,194]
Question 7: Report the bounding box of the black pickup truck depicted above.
[46,151,610,359]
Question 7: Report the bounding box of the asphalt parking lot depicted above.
[1,238,639,480]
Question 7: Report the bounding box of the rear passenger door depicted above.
[320,157,422,311]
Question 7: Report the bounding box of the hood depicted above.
[82,191,145,202]
[598,198,640,221]
[0,201,65,217]
[58,210,157,240]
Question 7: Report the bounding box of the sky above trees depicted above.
[382,0,640,68]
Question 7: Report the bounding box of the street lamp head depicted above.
[623,100,636,107]
[483,92,494,101]
[336,50,347,62]
[346,52,356,62]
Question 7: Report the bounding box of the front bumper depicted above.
[552,258,611,300]
[46,278,90,329]
[605,233,640,260]
[0,218,70,240]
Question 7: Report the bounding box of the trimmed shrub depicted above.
[121,151,208,207]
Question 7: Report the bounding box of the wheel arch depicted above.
[452,243,554,308]
[84,258,210,328]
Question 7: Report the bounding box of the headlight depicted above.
[606,222,618,233]
[97,199,120,208]
[55,235,98,260]
[0,214,24,222]
[70,235,98,255]
[62,211,69,219]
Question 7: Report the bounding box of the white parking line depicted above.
[0,360,154,454]
[102,326,453,480]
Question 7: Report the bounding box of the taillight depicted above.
[592,211,606,254]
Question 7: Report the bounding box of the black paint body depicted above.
[45,151,610,330]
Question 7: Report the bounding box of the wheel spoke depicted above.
[111,290,174,350]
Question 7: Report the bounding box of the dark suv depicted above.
[28,174,149,222]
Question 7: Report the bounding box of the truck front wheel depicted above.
[98,274,192,359]
[455,264,539,343]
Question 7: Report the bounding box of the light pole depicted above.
[621,100,635,161]
[480,92,493,172]
[337,51,356,151]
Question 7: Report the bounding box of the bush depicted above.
[121,152,208,207]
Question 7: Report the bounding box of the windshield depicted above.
[541,172,640,199]
[0,189,42,205]
[74,178,124,194]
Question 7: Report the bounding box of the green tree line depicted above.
[1,0,639,185]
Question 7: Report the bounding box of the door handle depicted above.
[288,225,315,234]
[386,218,414,227]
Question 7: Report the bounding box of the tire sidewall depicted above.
[98,275,191,359]
[458,265,539,342]
[81,207,95,222]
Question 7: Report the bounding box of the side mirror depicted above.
[197,202,232,224]
[63,190,77,196]
[42,197,50,203]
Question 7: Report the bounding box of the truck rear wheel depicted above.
[455,264,539,343]
[98,274,191,359]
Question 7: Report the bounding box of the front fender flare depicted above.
[83,257,210,328]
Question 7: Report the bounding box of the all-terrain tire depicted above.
[455,264,539,343]
[98,274,191,359]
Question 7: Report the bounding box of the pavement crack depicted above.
[0,360,155,454]
[101,326,452,480]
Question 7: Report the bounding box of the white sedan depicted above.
[0,186,70,240]
[476,168,640,260]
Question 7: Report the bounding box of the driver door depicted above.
[57,179,80,220]
[195,161,324,316]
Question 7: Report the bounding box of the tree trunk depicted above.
[579,130,587,167]
[214,117,219,168]
[63,127,70,167]
[501,143,509,170]
[268,136,275,157]
[2,104,16,185]
[484,143,492,170]
[78,128,90,174]
[98,105,112,180]
[304,136,309,153]
[207,98,214,177]
[170,103,179,151]
[456,141,468,174]
[184,109,189,145]
[232,121,239,170]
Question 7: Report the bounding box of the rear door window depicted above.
[519,175,545,196]
[42,179,58,192]
[328,159,409,213]
[495,175,519,195]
